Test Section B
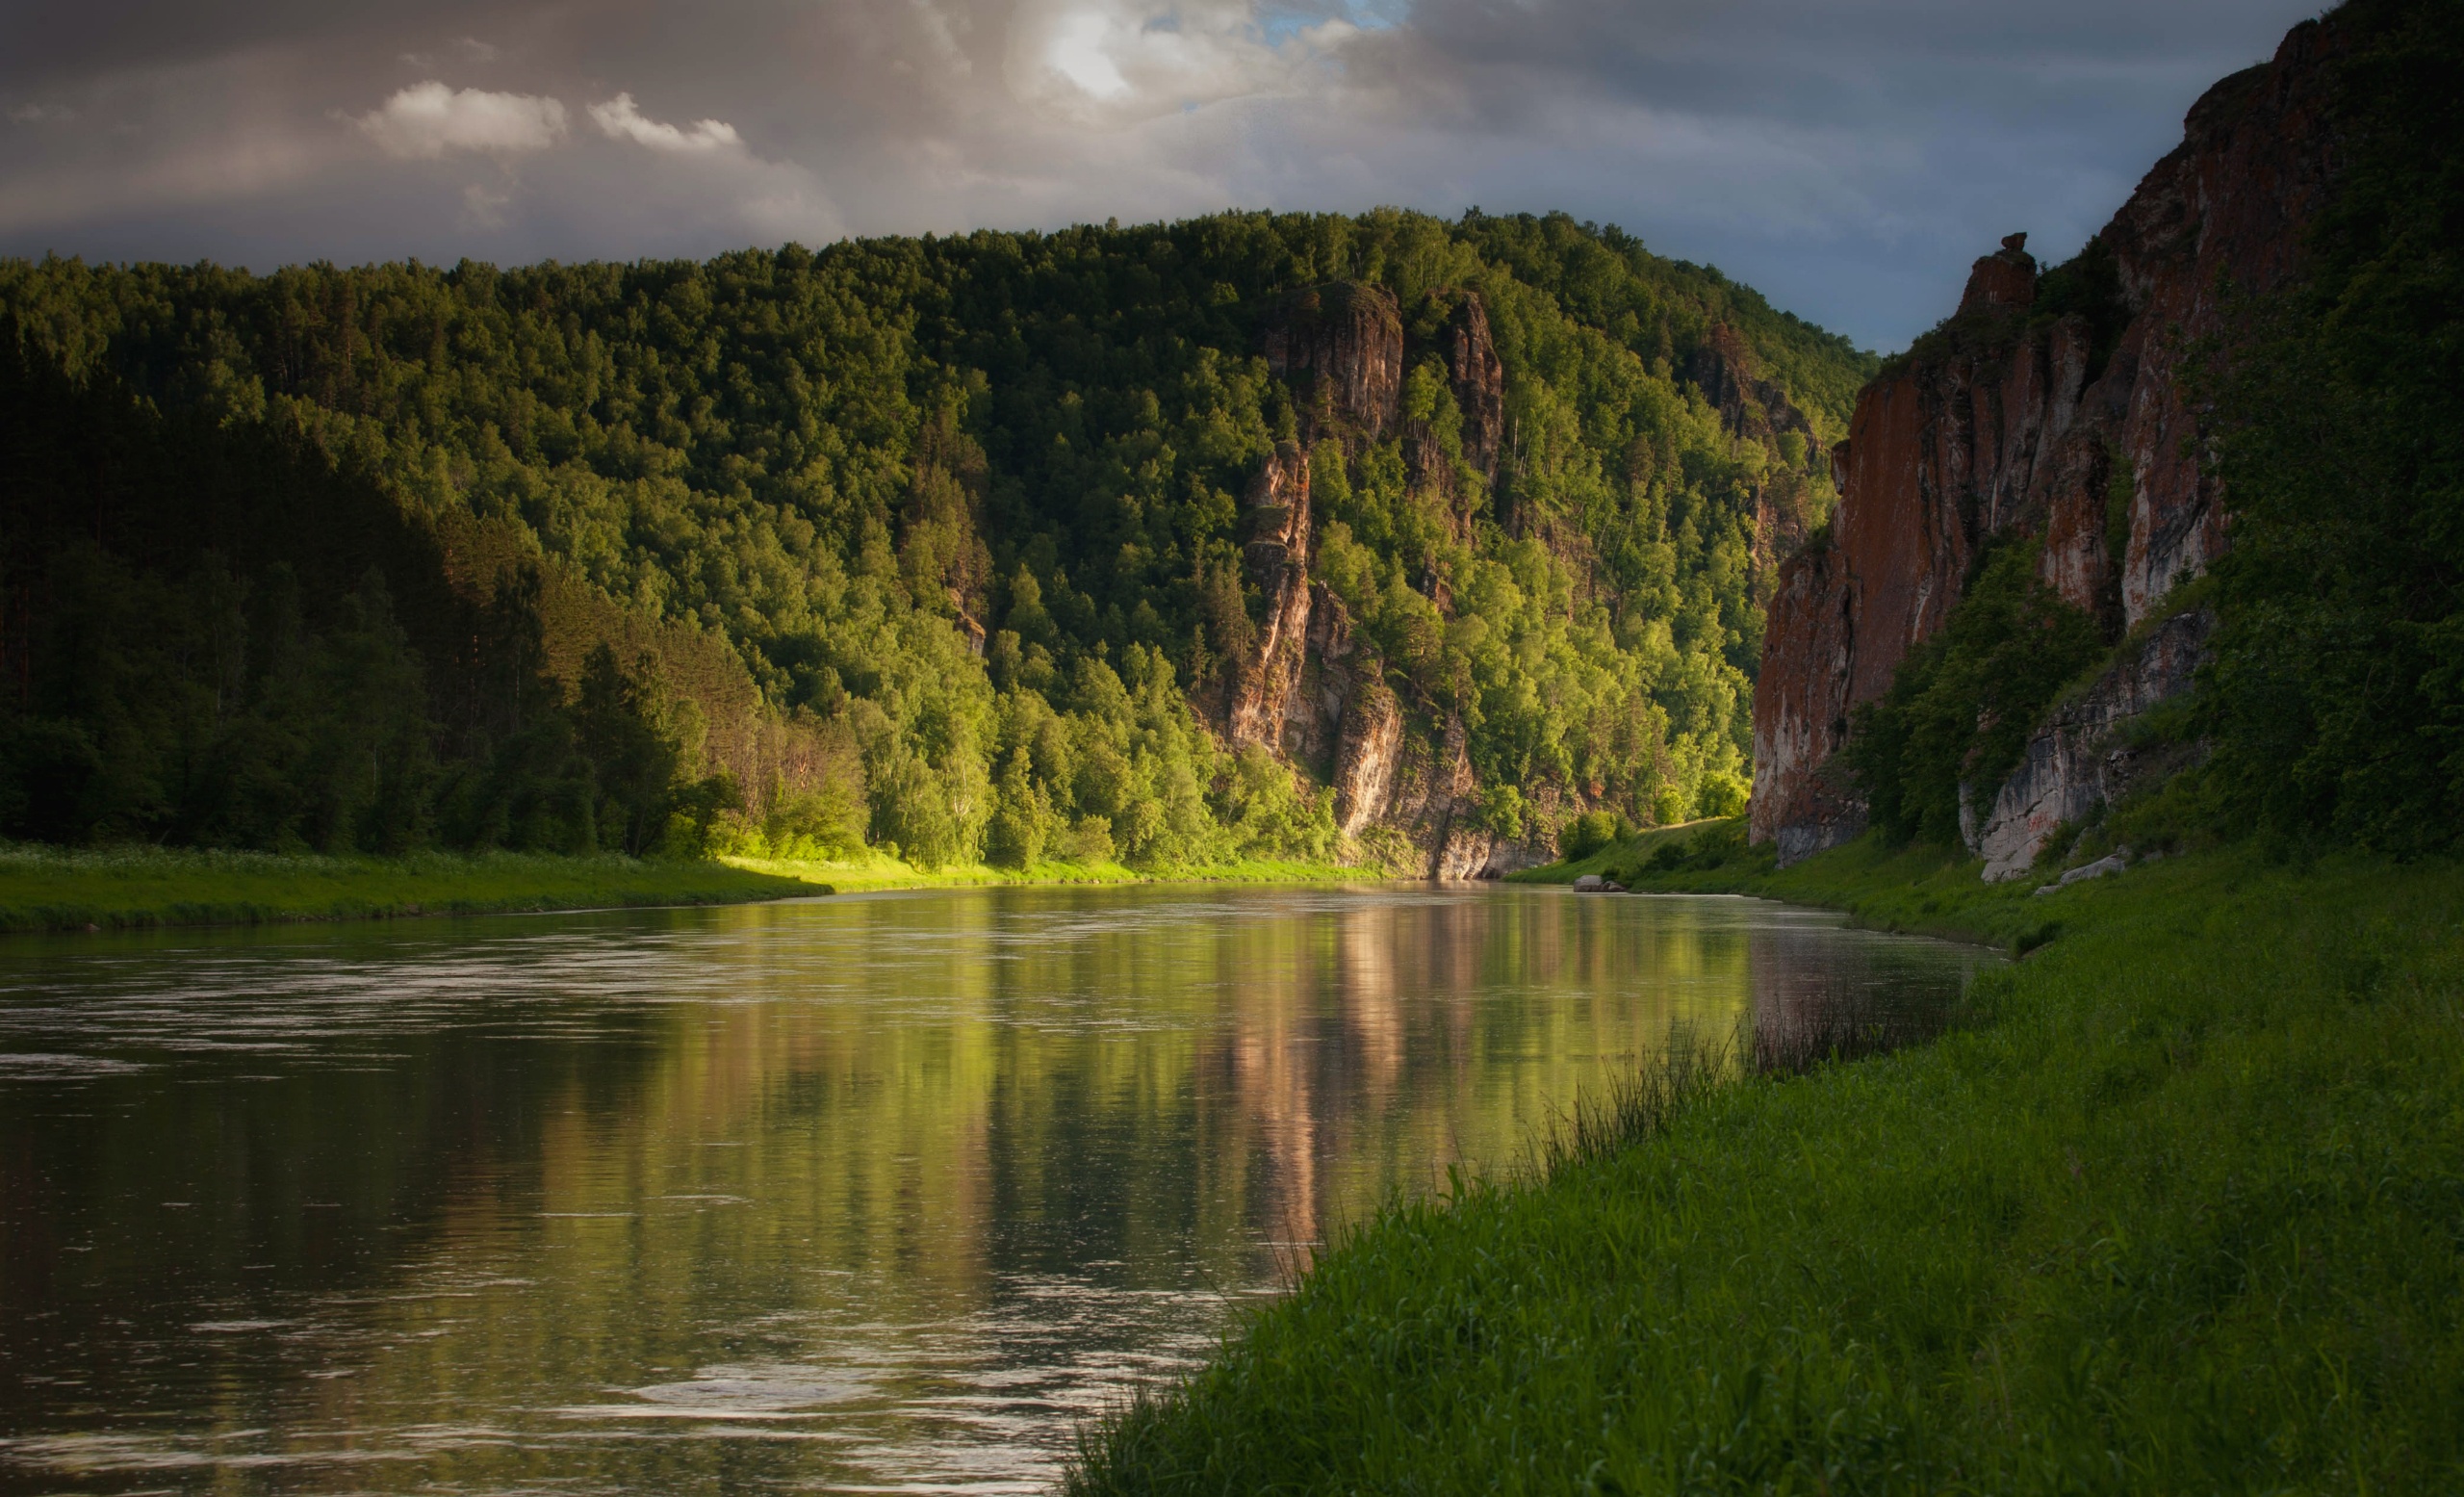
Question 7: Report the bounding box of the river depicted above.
[0,883,1989,1493]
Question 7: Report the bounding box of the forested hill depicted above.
[0,210,1873,869]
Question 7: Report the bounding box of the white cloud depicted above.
[1046,13,1130,98]
[356,81,567,159]
[999,1,1345,128]
[587,92,742,152]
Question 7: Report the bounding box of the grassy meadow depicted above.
[1072,839,2464,1493]
[0,844,821,933]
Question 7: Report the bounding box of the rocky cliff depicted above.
[1750,14,2346,865]
[1264,281,1405,447]
[1965,610,2212,880]
[1230,282,1556,877]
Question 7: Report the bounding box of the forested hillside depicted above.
[0,210,1871,868]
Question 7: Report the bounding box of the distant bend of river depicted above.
[0,883,1989,1494]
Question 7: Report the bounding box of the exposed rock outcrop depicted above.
[1967,609,2212,880]
[1750,15,2345,863]
[1265,283,1404,448]
[1330,681,1402,837]
[1228,442,1317,752]
[1404,290,1507,542]
[1228,281,1567,876]
[1444,293,1506,483]
[1690,322,1817,448]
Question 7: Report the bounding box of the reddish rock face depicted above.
[1958,235,2039,317]
[1750,13,2343,862]
[2103,23,2342,622]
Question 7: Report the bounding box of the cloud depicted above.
[0,0,2326,348]
[356,80,567,159]
[588,92,741,152]
[1045,12,1130,98]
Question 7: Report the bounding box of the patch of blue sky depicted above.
[1258,1,1406,49]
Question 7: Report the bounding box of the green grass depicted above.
[1075,843,2464,1494]
[0,844,821,933]
[0,841,1385,933]
[725,850,1373,894]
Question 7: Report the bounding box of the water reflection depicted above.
[0,885,1989,1493]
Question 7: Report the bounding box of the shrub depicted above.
[1558,810,1624,863]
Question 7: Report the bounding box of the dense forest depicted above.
[0,210,1871,866]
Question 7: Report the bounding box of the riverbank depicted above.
[722,850,1370,894]
[1512,816,2068,952]
[1072,841,2464,1493]
[0,845,820,934]
[0,843,1385,934]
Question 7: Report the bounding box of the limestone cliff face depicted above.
[1228,442,1316,752]
[1750,14,2344,864]
[1965,610,2212,880]
[1227,282,1555,877]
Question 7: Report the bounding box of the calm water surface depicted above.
[0,884,1989,1494]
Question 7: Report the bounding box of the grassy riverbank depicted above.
[1073,842,2464,1493]
[722,850,1370,894]
[0,842,1385,933]
[0,845,820,933]
[1516,816,2069,952]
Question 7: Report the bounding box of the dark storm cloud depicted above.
[0,0,2321,348]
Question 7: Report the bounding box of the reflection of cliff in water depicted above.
[0,888,1987,1493]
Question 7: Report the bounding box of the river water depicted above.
[0,883,1989,1494]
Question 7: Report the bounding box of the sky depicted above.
[0,0,2323,349]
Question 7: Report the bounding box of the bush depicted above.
[1846,541,2103,847]
[1558,810,1626,863]
[1696,772,1749,820]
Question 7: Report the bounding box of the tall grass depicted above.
[1070,847,2464,1494]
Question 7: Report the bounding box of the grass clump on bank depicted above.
[1074,845,2464,1494]
[0,844,819,934]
